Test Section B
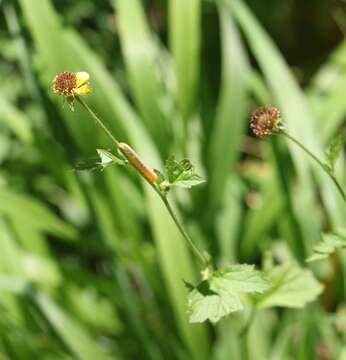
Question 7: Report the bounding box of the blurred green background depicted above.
[0,0,346,359]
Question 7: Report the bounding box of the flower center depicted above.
[52,71,77,96]
[250,106,280,137]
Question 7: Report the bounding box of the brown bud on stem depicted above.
[118,143,158,183]
[250,106,281,137]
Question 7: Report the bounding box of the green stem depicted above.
[76,97,120,147]
[158,193,207,266]
[76,96,207,267]
[281,130,346,204]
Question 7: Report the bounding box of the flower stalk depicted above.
[250,106,346,205]
[75,96,208,267]
[280,129,346,204]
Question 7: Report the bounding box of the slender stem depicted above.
[159,193,207,266]
[76,96,207,267]
[281,129,346,204]
[76,97,120,147]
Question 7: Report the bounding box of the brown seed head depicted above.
[250,106,281,137]
[52,71,77,97]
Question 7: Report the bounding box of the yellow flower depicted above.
[52,71,92,97]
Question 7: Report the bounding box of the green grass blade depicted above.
[308,40,346,142]
[208,3,249,211]
[0,188,77,239]
[0,97,33,144]
[169,0,200,120]
[115,0,170,152]
[35,292,115,360]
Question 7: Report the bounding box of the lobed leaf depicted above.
[306,231,346,262]
[187,265,268,323]
[165,156,205,189]
[256,263,323,309]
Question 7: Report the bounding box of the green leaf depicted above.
[169,0,200,120]
[35,293,114,360]
[256,263,323,309]
[326,134,344,172]
[115,0,171,151]
[165,156,205,189]
[306,232,346,262]
[75,149,127,172]
[207,3,249,211]
[187,265,268,323]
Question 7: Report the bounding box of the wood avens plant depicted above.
[53,72,323,327]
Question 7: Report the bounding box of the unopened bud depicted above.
[118,143,158,183]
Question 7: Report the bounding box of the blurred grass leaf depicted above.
[0,188,77,239]
[208,3,249,210]
[35,293,114,360]
[0,97,33,144]
[115,0,170,152]
[169,0,200,120]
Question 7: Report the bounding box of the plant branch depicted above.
[76,96,208,267]
[281,129,346,204]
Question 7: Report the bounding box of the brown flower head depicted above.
[250,106,281,137]
[52,71,77,97]
[52,71,92,97]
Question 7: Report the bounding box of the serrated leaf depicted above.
[187,264,268,324]
[256,263,323,309]
[97,149,127,167]
[326,134,344,172]
[165,156,205,189]
[75,149,127,172]
[306,233,346,262]
[187,281,242,324]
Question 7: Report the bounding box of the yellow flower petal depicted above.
[76,72,90,88]
[74,84,92,95]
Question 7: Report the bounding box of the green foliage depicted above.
[307,230,346,262]
[75,149,127,171]
[156,156,205,193]
[256,263,323,309]
[0,0,345,358]
[326,134,344,173]
[186,265,268,323]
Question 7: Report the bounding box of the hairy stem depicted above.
[76,96,207,267]
[281,130,346,204]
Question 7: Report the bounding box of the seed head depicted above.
[250,106,281,137]
[52,71,77,97]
